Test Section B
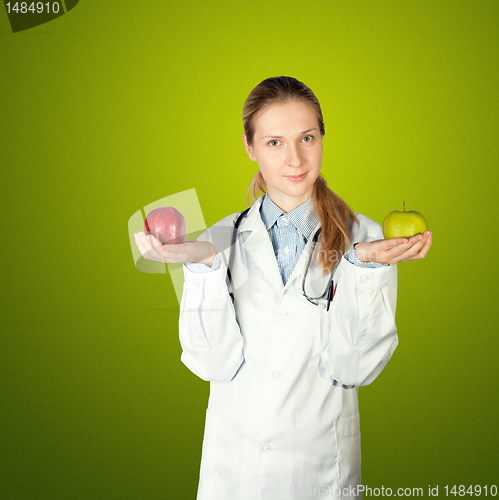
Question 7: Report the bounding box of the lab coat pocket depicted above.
[197,408,221,500]
[334,414,362,493]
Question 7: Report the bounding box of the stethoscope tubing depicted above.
[226,207,336,310]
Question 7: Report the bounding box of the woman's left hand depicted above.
[354,231,432,265]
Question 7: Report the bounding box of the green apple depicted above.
[383,202,428,239]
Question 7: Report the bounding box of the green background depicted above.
[1,1,497,498]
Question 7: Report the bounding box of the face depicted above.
[242,100,323,213]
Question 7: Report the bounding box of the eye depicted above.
[268,140,280,147]
[302,135,313,143]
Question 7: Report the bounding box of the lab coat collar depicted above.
[240,195,322,293]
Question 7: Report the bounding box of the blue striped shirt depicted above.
[185,194,386,280]
[259,194,319,285]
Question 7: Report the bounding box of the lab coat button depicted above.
[272,370,282,379]
[360,275,369,284]
[279,309,289,317]
[262,443,272,453]
[284,246,289,253]
[192,279,200,288]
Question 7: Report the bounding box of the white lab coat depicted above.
[179,195,398,500]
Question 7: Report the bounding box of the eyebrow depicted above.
[260,128,318,140]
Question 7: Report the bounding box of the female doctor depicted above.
[134,76,432,500]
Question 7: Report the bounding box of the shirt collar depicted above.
[259,192,320,241]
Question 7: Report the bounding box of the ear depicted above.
[242,134,257,162]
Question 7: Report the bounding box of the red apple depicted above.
[144,207,186,244]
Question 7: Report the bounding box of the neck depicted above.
[266,192,312,213]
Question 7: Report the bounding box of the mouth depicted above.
[285,172,308,182]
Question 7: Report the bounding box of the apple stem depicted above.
[403,201,405,212]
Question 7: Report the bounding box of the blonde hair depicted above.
[243,76,359,276]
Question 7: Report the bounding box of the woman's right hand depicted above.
[134,231,217,267]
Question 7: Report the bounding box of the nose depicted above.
[284,144,302,168]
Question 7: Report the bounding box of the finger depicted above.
[385,237,410,248]
[389,232,428,247]
[383,234,426,262]
[407,231,432,254]
[147,233,161,248]
[147,235,169,262]
[412,232,432,259]
[134,232,151,257]
[155,240,191,262]
[136,231,153,249]
[365,238,408,262]
[142,237,160,259]
[136,232,165,261]
[384,236,425,256]
[398,232,433,262]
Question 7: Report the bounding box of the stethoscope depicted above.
[301,227,337,311]
[226,206,337,311]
